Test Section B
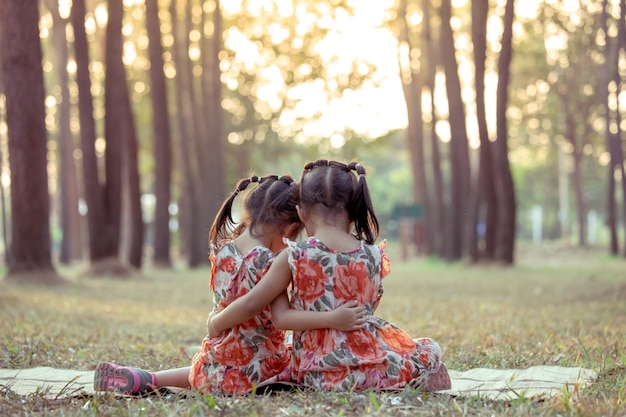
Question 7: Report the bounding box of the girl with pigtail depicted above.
[94,174,365,396]
[209,160,451,392]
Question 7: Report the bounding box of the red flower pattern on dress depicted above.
[398,361,413,383]
[212,334,255,367]
[321,367,349,390]
[346,330,386,360]
[218,256,238,273]
[358,362,388,389]
[302,330,337,356]
[260,353,290,378]
[221,368,252,394]
[331,268,357,301]
[333,261,373,302]
[379,326,417,355]
[294,258,328,303]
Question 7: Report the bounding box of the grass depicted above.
[0,241,625,416]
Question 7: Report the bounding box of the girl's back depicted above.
[287,237,439,391]
[189,240,291,395]
[189,174,302,395]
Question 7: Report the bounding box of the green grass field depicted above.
[1,242,625,416]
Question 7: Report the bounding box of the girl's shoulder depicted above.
[284,237,384,256]
[214,239,275,259]
[287,236,334,252]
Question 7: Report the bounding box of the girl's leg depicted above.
[154,367,191,389]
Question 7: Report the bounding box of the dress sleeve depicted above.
[378,239,391,280]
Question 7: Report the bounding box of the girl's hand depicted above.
[330,300,367,331]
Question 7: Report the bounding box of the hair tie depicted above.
[277,175,282,180]
[290,181,295,186]
[359,173,366,178]
[233,188,240,196]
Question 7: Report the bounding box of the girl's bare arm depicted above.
[207,251,292,336]
[270,292,366,331]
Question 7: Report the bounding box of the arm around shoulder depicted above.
[208,251,293,336]
[271,296,367,332]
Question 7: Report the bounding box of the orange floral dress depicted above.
[286,237,444,391]
[189,241,291,395]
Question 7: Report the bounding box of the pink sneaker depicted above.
[94,362,156,395]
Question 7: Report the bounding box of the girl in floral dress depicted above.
[209,161,451,392]
[94,174,365,395]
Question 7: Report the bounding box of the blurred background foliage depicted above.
[0,0,624,277]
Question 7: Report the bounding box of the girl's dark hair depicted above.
[209,175,302,247]
[300,160,379,244]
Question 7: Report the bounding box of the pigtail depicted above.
[208,175,259,247]
[348,162,379,244]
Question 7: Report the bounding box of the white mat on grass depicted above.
[441,365,597,400]
[0,365,597,400]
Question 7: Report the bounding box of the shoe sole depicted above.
[94,362,134,393]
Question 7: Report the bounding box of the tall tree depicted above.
[203,0,226,249]
[439,0,472,261]
[471,0,498,261]
[602,0,626,256]
[619,0,626,258]
[493,0,516,264]
[422,0,446,257]
[71,0,109,263]
[145,0,172,267]
[105,0,143,268]
[0,1,9,264]
[46,0,83,263]
[397,0,430,255]
[170,0,204,267]
[1,0,59,282]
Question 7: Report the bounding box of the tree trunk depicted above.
[398,0,429,255]
[1,0,59,281]
[493,0,516,264]
[105,0,143,268]
[0,10,10,264]
[170,0,203,266]
[601,0,619,255]
[571,149,586,247]
[186,0,218,266]
[145,0,172,267]
[471,0,498,261]
[204,0,226,252]
[71,0,109,262]
[560,94,589,248]
[47,0,83,263]
[103,0,124,261]
[422,0,445,257]
[439,0,472,261]
[124,113,144,269]
[617,0,626,258]
[0,104,8,265]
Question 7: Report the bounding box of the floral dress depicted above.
[286,237,444,391]
[189,241,291,395]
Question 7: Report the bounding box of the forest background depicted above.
[0,0,625,281]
